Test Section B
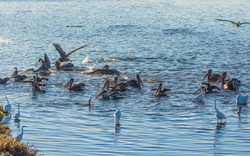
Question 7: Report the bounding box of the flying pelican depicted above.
[110,97,121,126]
[1,110,11,124]
[236,93,248,105]
[0,77,10,84]
[214,94,226,123]
[203,69,220,82]
[4,94,11,112]
[192,86,206,102]
[53,43,87,63]
[235,106,241,114]
[215,19,250,27]
[151,83,171,96]
[63,78,85,91]
[14,104,20,119]
[15,126,27,142]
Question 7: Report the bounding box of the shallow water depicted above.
[0,0,250,155]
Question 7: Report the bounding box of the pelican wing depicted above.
[53,43,67,58]
[67,45,87,57]
[215,19,235,24]
[241,22,250,25]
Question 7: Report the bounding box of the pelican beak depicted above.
[95,90,106,98]
[215,73,226,84]
[111,77,118,88]
[203,69,212,80]
[136,74,143,86]
[63,79,73,89]
[23,68,34,74]
[155,83,162,95]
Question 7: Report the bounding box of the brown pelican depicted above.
[10,67,27,82]
[54,61,74,70]
[216,72,240,92]
[203,69,220,82]
[215,19,250,27]
[89,65,120,76]
[151,83,171,96]
[124,74,143,89]
[32,75,43,92]
[53,43,87,63]
[24,58,50,73]
[200,82,220,94]
[95,80,123,99]
[63,78,85,91]
[0,77,10,84]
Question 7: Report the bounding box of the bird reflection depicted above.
[114,125,121,133]
[214,123,226,149]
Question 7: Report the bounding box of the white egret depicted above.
[110,97,121,126]
[3,94,11,112]
[14,104,20,119]
[15,126,27,142]
[236,93,248,105]
[1,110,11,124]
[214,95,226,123]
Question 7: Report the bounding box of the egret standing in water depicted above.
[4,94,11,112]
[14,104,20,119]
[1,110,11,124]
[16,126,27,142]
[214,94,226,123]
[110,97,121,126]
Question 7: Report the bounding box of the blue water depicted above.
[0,0,250,155]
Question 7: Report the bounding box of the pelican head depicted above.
[63,78,74,89]
[203,69,212,80]
[216,72,227,84]
[95,81,110,98]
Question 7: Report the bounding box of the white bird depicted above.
[192,86,206,102]
[14,104,20,119]
[110,97,121,126]
[236,93,248,105]
[1,110,11,124]
[215,19,250,27]
[15,126,27,142]
[3,94,11,112]
[214,95,226,123]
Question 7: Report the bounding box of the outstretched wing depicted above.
[53,43,67,58]
[215,19,236,24]
[67,45,87,57]
[241,22,250,25]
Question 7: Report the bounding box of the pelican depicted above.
[31,75,45,92]
[214,95,226,123]
[216,72,240,92]
[54,61,74,70]
[9,67,27,82]
[1,110,11,124]
[124,74,143,89]
[203,69,220,82]
[192,86,206,102]
[15,126,27,142]
[53,43,87,63]
[89,65,120,76]
[236,93,248,105]
[215,19,250,27]
[235,106,242,114]
[14,104,20,119]
[152,83,171,96]
[4,94,11,112]
[200,82,220,94]
[0,77,10,84]
[63,78,85,91]
[110,97,121,126]
[24,59,50,73]
[95,80,123,99]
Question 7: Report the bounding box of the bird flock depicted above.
[1,19,249,142]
